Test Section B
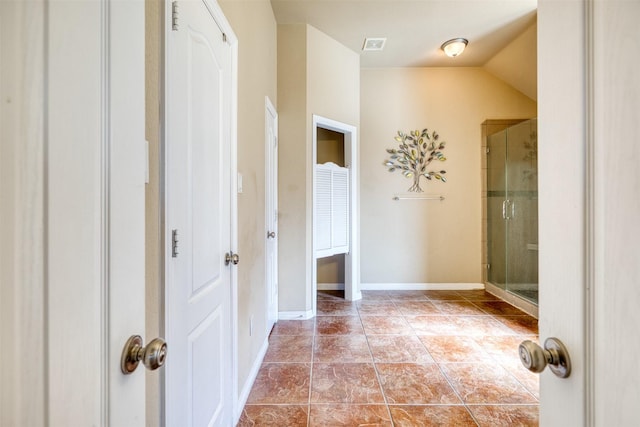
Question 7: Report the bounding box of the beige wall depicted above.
[278,24,360,312]
[277,24,308,311]
[219,0,278,399]
[306,25,360,126]
[484,21,537,101]
[360,67,536,285]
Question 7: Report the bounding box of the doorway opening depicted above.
[312,115,361,314]
[316,128,346,293]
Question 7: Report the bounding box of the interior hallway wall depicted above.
[278,24,360,313]
[220,0,278,401]
[360,67,536,285]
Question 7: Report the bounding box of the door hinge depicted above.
[486,147,490,154]
[171,1,179,31]
[222,33,227,43]
[172,229,179,258]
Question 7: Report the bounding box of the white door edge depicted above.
[265,96,279,335]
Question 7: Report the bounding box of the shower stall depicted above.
[485,119,538,307]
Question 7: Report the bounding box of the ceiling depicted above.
[270,0,537,68]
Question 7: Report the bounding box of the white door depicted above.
[165,0,234,425]
[265,97,279,332]
[0,0,146,425]
[539,0,640,424]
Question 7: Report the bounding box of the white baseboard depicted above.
[278,310,314,320]
[234,335,269,423]
[318,282,484,291]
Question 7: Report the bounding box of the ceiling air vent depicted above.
[362,37,386,51]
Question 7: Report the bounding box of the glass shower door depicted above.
[486,119,538,305]
[504,119,538,304]
[487,130,507,289]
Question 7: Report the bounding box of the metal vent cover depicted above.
[362,37,386,51]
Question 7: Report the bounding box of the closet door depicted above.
[315,162,350,258]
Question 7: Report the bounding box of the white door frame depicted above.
[265,96,279,333]
[312,114,361,313]
[162,0,239,423]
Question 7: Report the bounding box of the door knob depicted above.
[519,337,571,378]
[267,231,276,239]
[121,335,167,374]
[225,252,240,265]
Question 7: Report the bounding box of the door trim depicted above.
[585,1,596,424]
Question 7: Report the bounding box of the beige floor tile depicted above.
[376,363,461,405]
[308,404,391,426]
[310,363,384,404]
[389,405,477,427]
[368,335,434,363]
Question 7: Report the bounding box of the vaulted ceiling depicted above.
[271,0,538,98]
[271,0,537,69]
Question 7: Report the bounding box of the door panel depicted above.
[189,25,224,298]
[189,309,224,426]
[166,0,232,425]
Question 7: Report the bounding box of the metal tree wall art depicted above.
[383,128,447,192]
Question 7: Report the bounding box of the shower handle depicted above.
[502,199,514,220]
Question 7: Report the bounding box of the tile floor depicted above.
[238,289,539,426]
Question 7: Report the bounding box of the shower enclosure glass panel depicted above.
[487,119,538,305]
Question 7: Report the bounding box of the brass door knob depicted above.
[121,335,167,374]
[519,337,571,378]
[225,252,240,265]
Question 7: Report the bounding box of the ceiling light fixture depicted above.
[441,38,468,58]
